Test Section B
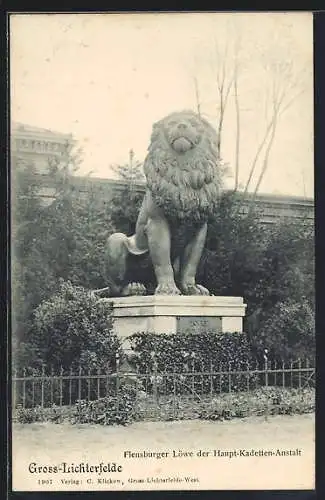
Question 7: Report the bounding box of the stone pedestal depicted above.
[101,296,246,341]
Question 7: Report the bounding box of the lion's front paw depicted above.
[155,283,181,295]
[181,283,210,296]
[122,282,147,296]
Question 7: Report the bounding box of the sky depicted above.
[10,12,314,197]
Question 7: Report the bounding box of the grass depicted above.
[14,387,315,423]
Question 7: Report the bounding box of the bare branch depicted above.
[242,118,274,197]
[224,73,235,108]
[250,115,278,205]
[279,87,305,117]
[248,80,305,203]
[193,76,202,117]
[234,69,240,191]
[220,39,229,93]
[243,63,303,200]
[213,37,237,156]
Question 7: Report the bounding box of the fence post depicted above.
[13,367,17,410]
[22,368,26,409]
[201,360,204,396]
[31,368,35,407]
[306,358,311,388]
[116,352,120,415]
[41,365,45,408]
[152,354,158,404]
[282,360,285,387]
[263,349,269,388]
[173,364,177,419]
[69,366,73,406]
[97,367,101,401]
[77,365,82,423]
[209,358,213,400]
[298,358,302,389]
[191,352,195,400]
[246,359,250,392]
[78,365,82,401]
[50,366,54,406]
[134,365,139,417]
[59,366,63,407]
[87,368,91,401]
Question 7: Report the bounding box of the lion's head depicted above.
[143,110,222,222]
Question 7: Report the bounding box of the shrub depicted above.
[73,385,137,425]
[128,330,256,393]
[249,299,315,361]
[14,385,138,426]
[201,192,314,361]
[15,280,120,372]
[14,404,64,424]
[199,388,315,421]
[129,330,253,369]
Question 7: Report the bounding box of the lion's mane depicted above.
[143,110,222,223]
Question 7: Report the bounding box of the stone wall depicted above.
[34,174,314,226]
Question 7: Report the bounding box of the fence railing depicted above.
[12,358,315,412]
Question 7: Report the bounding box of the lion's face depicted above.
[151,110,218,158]
[162,112,205,154]
[144,110,221,222]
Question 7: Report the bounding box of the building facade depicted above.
[11,122,73,175]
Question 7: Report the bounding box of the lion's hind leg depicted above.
[104,232,149,297]
[103,232,130,295]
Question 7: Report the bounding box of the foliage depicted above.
[111,149,145,184]
[73,386,137,425]
[14,404,64,424]
[12,150,115,349]
[250,299,315,361]
[245,217,314,360]
[14,387,314,424]
[199,388,315,421]
[129,330,252,371]
[15,281,119,371]
[38,184,114,289]
[200,191,315,360]
[109,150,145,235]
[11,160,44,229]
[12,160,59,344]
[14,385,138,425]
[201,191,266,298]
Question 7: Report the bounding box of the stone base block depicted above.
[101,296,246,342]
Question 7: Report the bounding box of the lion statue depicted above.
[102,110,222,296]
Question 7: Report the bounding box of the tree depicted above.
[200,191,266,301]
[188,21,243,184]
[12,159,58,346]
[109,149,145,235]
[243,59,307,205]
[12,143,115,349]
[111,149,145,185]
[199,193,314,360]
[189,25,309,199]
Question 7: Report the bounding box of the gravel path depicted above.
[12,414,315,491]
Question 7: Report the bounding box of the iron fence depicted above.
[12,357,315,414]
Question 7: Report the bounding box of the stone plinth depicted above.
[101,296,246,341]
